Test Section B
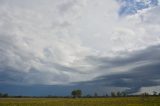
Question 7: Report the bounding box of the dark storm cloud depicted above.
[80,44,160,93]
[0,62,83,85]
[86,44,160,70]
[0,0,160,96]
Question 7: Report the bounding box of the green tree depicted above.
[71,89,82,98]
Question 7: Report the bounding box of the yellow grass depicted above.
[0,97,160,106]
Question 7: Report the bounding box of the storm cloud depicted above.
[0,0,160,95]
[81,44,160,93]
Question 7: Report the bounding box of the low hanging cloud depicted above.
[0,0,160,95]
[81,44,160,93]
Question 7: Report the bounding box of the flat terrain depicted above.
[0,97,160,106]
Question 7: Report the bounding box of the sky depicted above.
[0,0,160,96]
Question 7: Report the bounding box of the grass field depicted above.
[0,97,160,106]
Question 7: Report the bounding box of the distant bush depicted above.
[0,92,8,98]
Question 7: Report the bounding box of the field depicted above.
[0,97,160,106]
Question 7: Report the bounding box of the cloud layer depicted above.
[0,0,160,94]
[81,44,160,93]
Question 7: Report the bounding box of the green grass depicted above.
[0,97,160,106]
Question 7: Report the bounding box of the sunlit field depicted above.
[0,97,160,106]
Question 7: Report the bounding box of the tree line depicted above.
[0,90,160,98]
[0,92,8,98]
[71,89,160,98]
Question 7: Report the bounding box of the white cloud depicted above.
[0,0,160,85]
[0,0,90,85]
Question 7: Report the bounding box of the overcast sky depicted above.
[0,0,160,96]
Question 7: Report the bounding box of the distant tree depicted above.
[0,93,8,98]
[86,94,92,98]
[141,92,149,97]
[71,89,82,98]
[76,90,82,97]
[117,91,121,97]
[71,90,77,98]
[3,93,8,97]
[105,93,108,97]
[111,92,116,97]
[121,91,127,97]
[16,95,23,98]
[0,93,2,97]
[153,91,157,96]
[94,92,98,97]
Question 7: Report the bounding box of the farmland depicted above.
[0,97,160,106]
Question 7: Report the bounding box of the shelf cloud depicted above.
[0,0,160,95]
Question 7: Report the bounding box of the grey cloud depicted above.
[80,44,160,93]
[0,0,160,91]
[0,66,70,85]
[86,44,160,71]
[58,0,76,13]
[0,0,89,85]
